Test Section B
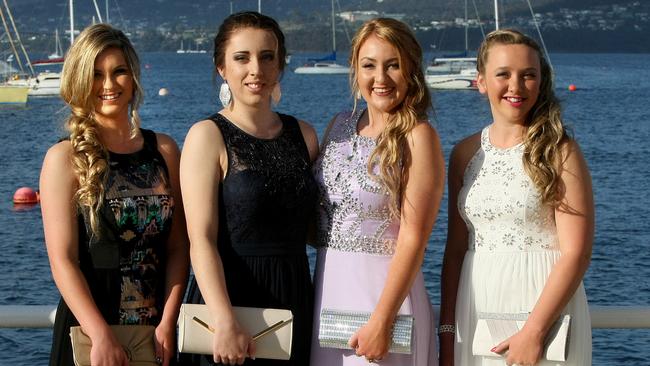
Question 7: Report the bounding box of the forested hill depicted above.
[6,0,650,53]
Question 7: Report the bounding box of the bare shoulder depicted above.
[559,138,589,171]
[296,119,319,161]
[448,131,481,180]
[297,119,317,141]
[407,121,441,146]
[43,140,73,169]
[154,132,181,158]
[41,140,76,188]
[451,132,481,163]
[184,119,224,150]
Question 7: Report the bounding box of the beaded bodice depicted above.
[459,126,559,253]
[314,110,399,255]
[210,112,317,256]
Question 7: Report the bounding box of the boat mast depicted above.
[464,0,468,54]
[331,0,336,54]
[91,0,103,23]
[258,0,261,13]
[1,0,34,75]
[105,0,109,23]
[69,0,74,45]
[494,0,499,30]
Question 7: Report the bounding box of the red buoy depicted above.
[13,187,39,204]
[568,84,577,92]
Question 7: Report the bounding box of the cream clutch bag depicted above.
[177,303,293,360]
[318,308,414,354]
[472,312,571,362]
[69,325,157,366]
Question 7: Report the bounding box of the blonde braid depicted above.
[67,111,109,234]
[60,23,144,234]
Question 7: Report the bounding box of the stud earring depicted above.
[272,83,282,106]
[219,82,232,108]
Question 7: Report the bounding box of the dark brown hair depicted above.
[213,11,286,72]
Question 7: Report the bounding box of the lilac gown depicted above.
[310,110,438,366]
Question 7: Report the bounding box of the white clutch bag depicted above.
[177,303,293,360]
[472,312,571,362]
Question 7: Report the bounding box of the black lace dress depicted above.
[49,129,175,366]
[183,113,317,366]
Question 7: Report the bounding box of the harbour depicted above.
[1,51,649,364]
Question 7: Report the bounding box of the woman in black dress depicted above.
[180,12,318,366]
[41,24,189,366]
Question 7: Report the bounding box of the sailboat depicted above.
[426,0,550,90]
[294,0,349,75]
[0,4,31,103]
[48,29,63,60]
[425,0,478,90]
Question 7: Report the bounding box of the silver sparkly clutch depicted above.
[318,308,414,354]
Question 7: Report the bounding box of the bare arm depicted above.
[40,142,128,366]
[154,133,190,366]
[180,120,251,364]
[438,134,481,365]
[297,119,319,162]
[351,123,445,361]
[497,140,594,365]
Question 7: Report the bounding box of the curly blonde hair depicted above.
[60,23,144,234]
[477,29,568,207]
[349,18,432,218]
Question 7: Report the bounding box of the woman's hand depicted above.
[348,317,391,363]
[154,322,176,366]
[492,327,545,366]
[89,327,129,366]
[212,319,253,365]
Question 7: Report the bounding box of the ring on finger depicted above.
[155,356,162,364]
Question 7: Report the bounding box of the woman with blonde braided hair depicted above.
[439,29,593,365]
[40,23,189,366]
[310,18,444,365]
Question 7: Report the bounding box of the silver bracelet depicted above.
[437,324,456,335]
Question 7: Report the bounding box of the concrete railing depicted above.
[1,305,650,329]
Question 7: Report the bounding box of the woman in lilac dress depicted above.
[310,18,445,366]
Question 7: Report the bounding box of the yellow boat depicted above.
[0,85,29,104]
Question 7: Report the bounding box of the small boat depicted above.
[0,85,29,104]
[294,60,349,75]
[425,67,477,90]
[6,71,61,96]
[294,0,348,75]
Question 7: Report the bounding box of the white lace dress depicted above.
[454,126,592,365]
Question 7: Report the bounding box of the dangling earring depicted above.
[219,82,232,108]
[355,89,362,100]
[272,83,282,106]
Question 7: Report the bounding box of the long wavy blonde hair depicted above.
[349,18,432,218]
[477,29,568,207]
[60,23,144,234]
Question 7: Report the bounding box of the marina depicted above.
[1,51,649,364]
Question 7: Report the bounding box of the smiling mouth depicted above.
[504,96,524,103]
[373,87,394,95]
[99,93,121,100]
[245,82,264,91]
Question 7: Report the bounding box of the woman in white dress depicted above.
[439,29,594,366]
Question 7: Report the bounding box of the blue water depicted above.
[1,52,649,365]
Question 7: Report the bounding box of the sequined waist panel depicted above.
[324,235,397,255]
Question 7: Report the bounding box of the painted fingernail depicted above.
[490,347,497,352]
